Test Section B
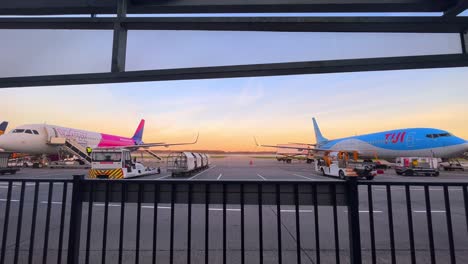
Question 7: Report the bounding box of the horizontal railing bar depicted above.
[0,178,73,182]
[0,17,468,33]
[359,181,468,186]
[81,181,348,205]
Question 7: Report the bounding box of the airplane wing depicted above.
[287,142,317,146]
[254,137,317,151]
[112,133,199,151]
[254,137,358,154]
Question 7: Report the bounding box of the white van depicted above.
[395,157,440,176]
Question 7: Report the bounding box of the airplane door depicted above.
[45,126,58,142]
[406,133,415,148]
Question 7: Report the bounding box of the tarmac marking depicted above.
[0,199,20,202]
[344,210,383,213]
[372,187,460,191]
[256,173,267,181]
[413,210,446,213]
[0,183,37,186]
[280,209,314,213]
[291,173,316,181]
[189,165,217,180]
[217,174,223,180]
[40,201,63,205]
[155,174,172,180]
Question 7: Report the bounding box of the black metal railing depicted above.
[358,182,468,264]
[0,176,467,264]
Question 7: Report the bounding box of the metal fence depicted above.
[0,176,466,264]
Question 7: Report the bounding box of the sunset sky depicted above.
[1,18,467,151]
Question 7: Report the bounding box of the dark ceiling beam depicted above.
[444,0,468,17]
[111,0,128,73]
[0,0,456,15]
[1,17,468,33]
[1,54,467,89]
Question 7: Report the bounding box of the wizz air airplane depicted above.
[0,121,8,136]
[0,119,198,155]
[258,118,468,160]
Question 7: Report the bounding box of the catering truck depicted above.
[0,152,20,175]
[88,148,159,179]
[167,152,210,177]
[314,151,377,180]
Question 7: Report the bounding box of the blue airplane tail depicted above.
[0,121,8,135]
[132,119,145,144]
[312,118,328,144]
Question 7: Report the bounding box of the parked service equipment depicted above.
[439,160,465,171]
[0,152,20,175]
[315,151,377,180]
[88,148,159,179]
[395,157,439,176]
[167,152,210,177]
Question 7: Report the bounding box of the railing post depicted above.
[346,177,362,264]
[67,175,84,264]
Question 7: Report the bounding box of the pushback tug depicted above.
[88,148,159,179]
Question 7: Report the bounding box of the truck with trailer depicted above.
[395,157,440,176]
[88,148,159,179]
[0,152,20,175]
[167,152,210,177]
[276,144,314,164]
[314,151,377,180]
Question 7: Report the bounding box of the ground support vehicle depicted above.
[439,160,465,171]
[0,152,20,175]
[49,160,91,169]
[314,151,377,180]
[167,152,210,177]
[88,148,159,179]
[395,157,440,176]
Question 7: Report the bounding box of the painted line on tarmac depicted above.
[0,199,360,214]
[217,174,223,180]
[189,165,217,180]
[0,199,20,202]
[256,173,267,181]
[344,210,383,213]
[372,187,460,191]
[413,210,446,213]
[40,201,63,205]
[155,174,172,180]
[280,209,314,213]
[0,183,38,186]
[291,173,316,181]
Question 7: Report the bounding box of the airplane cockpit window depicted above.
[25,129,33,134]
[426,133,451,139]
[12,129,25,133]
[33,130,39,135]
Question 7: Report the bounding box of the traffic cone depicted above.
[249,160,253,166]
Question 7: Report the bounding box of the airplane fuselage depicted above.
[0,124,137,155]
[318,128,468,159]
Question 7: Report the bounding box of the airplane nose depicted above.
[0,136,12,151]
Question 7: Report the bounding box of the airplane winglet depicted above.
[253,137,260,147]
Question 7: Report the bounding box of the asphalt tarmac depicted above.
[0,155,467,263]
